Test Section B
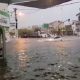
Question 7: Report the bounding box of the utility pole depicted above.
[14,8,18,38]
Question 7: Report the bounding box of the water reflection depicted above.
[54,42,71,72]
[14,39,30,72]
[18,50,29,71]
[5,38,80,80]
[15,38,27,51]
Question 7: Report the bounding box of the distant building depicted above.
[49,21,65,35]
[49,21,65,30]
[72,20,80,36]
[32,25,39,30]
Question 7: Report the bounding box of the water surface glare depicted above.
[0,38,80,80]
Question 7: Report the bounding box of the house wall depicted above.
[72,21,80,36]
[0,3,10,41]
[49,21,65,30]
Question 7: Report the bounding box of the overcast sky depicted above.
[8,0,80,28]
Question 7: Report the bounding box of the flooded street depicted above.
[0,38,80,80]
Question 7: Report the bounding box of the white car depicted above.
[40,33,48,38]
[46,36,62,41]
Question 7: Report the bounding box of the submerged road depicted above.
[0,37,80,80]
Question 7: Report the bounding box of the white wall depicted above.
[0,3,8,10]
[0,3,11,41]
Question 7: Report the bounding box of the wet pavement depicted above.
[0,38,80,80]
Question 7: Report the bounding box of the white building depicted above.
[72,20,80,36]
[0,3,10,41]
[49,21,65,30]
[0,2,9,58]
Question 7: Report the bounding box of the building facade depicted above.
[0,3,10,41]
[72,20,80,36]
[49,21,65,35]
[0,2,9,58]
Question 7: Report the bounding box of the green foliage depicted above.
[33,27,41,32]
[65,25,72,31]
[18,28,34,37]
[65,25,73,35]
[9,32,15,36]
[50,28,57,34]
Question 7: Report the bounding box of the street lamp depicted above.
[18,12,24,16]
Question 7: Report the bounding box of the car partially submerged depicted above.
[46,36,62,41]
[38,35,62,42]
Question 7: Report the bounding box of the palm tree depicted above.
[76,12,80,21]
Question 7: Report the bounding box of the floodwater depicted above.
[0,38,80,80]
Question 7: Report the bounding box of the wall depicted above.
[0,3,10,41]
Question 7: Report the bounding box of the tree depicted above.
[9,32,15,37]
[18,28,34,38]
[76,13,80,21]
[65,25,73,35]
[76,8,80,21]
[33,27,41,32]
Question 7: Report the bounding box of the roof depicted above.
[0,0,10,4]
[0,0,71,9]
[13,0,71,9]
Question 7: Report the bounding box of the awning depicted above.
[0,0,10,4]
[0,0,71,9]
[12,0,71,9]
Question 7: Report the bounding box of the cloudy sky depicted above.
[8,0,80,28]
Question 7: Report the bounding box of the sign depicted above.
[42,24,49,29]
[10,23,16,27]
